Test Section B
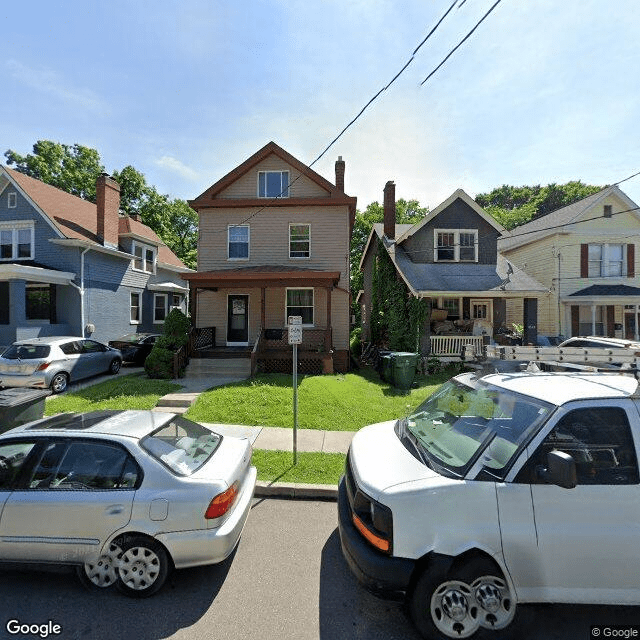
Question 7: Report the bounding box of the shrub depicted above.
[144,345,175,379]
[350,327,363,358]
[145,309,190,379]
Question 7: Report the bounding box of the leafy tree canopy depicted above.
[475,181,606,230]
[5,141,197,269]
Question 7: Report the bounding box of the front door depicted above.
[227,295,249,345]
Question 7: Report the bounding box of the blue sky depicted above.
[3,0,639,211]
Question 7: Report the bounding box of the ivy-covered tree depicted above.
[5,141,197,269]
[351,198,428,320]
[475,181,605,230]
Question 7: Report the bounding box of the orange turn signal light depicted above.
[352,512,390,553]
[205,482,239,519]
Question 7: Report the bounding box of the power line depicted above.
[421,0,504,85]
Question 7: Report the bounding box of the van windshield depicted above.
[403,378,550,478]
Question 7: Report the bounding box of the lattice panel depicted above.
[257,358,322,375]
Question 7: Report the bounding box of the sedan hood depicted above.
[349,420,441,501]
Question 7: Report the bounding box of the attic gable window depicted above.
[434,229,478,262]
[132,241,156,274]
[258,171,289,198]
[7,192,17,208]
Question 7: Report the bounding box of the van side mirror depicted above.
[536,450,577,489]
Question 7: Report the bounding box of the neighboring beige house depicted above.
[183,141,356,374]
[499,185,640,340]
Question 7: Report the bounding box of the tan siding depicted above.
[218,156,330,199]
[198,205,350,284]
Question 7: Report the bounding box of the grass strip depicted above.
[44,374,181,415]
[253,449,346,485]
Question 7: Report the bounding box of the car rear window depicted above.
[141,417,222,476]
[2,344,50,359]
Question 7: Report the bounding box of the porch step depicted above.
[193,348,251,359]
[185,357,251,378]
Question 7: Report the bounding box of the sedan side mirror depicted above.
[536,449,577,489]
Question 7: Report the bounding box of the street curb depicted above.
[254,480,338,501]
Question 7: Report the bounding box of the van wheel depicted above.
[116,536,170,598]
[410,558,515,639]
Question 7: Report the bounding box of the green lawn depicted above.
[44,374,181,415]
[253,450,346,485]
[185,366,458,431]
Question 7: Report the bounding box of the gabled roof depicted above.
[499,185,640,252]
[395,188,506,244]
[1,166,188,270]
[187,142,357,236]
[370,223,547,296]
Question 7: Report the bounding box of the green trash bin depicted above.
[0,388,51,433]
[390,352,419,390]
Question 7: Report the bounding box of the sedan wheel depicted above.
[50,372,69,394]
[109,358,122,375]
[116,537,170,598]
[76,542,123,590]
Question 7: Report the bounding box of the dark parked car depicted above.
[108,334,160,365]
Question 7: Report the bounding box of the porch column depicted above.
[190,284,198,327]
[591,304,596,335]
[325,286,332,351]
[261,287,266,330]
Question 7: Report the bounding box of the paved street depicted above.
[1,498,639,640]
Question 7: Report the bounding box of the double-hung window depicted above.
[132,242,156,274]
[434,229,478,262]
[228,225,249,259]
[289,224,310,258]
[286,288,314,326]
[130,292,141,324]
[258,171,289,198]
[588,244,624,277]
[154,293,168,323]
[0,222,34,260]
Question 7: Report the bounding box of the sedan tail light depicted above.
[205,481,239,519]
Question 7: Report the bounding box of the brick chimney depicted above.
[383,180,396,240]
[96,173,120,248]
[335,156,345,192]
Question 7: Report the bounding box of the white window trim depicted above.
[587,243,625,278]
[285,287,314,327]
[154,293,168,324]
[257,170,290,198]
[130,291,142,325]
[289,223,311,259]
[0,221,34,261]
[433,228,478,262]
[131,241,157,274]
[8,192,17,208]
[227,224,250,261]
[470,298,493,323]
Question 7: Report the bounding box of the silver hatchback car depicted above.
[0,337,123,394]
[0,410,257,597]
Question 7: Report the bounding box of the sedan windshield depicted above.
[405,378,551,477]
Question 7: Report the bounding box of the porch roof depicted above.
[567,284,640,298]
[182,265,341,289]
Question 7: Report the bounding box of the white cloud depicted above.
[154,155,200,182]
[5,59,108,114]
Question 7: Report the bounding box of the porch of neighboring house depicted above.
[184,267,342,376]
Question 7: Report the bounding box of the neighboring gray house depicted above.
[0,167,192,346]
[359,182,548,356]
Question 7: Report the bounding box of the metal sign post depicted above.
[288,316,303,465]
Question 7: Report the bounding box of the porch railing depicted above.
[260,327,331,352]
[430,335,485,359]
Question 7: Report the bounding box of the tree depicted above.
[475,181,606,230]
[5,141,104,202]
[350,198,428,320]
[5,141,198,269]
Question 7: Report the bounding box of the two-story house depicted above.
[499,185,640,340]
[360,182,548,356]
[0,167,191,346]
[184,142,357,374]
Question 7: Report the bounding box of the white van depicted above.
[338,369,640,639]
